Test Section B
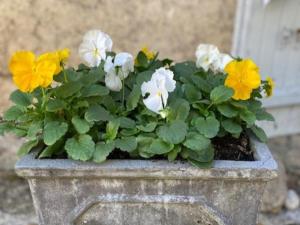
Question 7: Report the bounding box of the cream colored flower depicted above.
[195,44,220,71]
[78,30,113,67]
[141,67,176,114]
[104,53,134,92]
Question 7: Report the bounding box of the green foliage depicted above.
[194,116,220,138]
[157,120,187,144]
[93,142,114,163]
[210,85,234,104]
[43,121,68,146]
[10,90,32,107]
[1,49,274,168]
[65,134,95,161]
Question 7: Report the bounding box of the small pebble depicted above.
[284,189,300,210]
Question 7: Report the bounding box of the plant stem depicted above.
[206,102,213,110]
[63,65,68,83]
[41,88,46,109]
[122,78,125,108]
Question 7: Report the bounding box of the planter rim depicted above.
[15,137,278,181]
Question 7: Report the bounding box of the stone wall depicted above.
[0,0,236,77]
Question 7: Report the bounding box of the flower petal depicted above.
[105,73,122,92]
[143,95,163,114]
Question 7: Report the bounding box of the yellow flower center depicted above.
[93,48,100,57]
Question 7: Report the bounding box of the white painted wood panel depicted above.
[233,0,300,137]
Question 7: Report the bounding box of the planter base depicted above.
[16,138,277,225]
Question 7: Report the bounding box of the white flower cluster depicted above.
[78,30,232,116]
[141,68,176,114]
[195,44,233,72]
[78,30,134,92]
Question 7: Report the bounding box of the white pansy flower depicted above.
[151,67,176,92]
[212,53,233,72]
[114,52,134,79]
[141,68,176,114]
[104,56,122,91]
[78,29,113,67]
[103,53,134,92]
[195,44,220,71]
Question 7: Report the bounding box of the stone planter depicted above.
[15,138,277,225]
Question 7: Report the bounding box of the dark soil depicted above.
[108,132,254,161]
[212,132,254,161]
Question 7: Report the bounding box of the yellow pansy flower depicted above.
[266,76,274,97]
[9,51,56,93]
[224,59,261,100]
[141,46,155,60]
[38,48,70,75]
[135,46,155,66]
[57,48,70,63]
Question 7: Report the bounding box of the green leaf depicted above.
[72,116,90,134]
[18,139,39,156]
[217,104,238,118]
[81,84,109,97]
[46,99,66,112]
[115,137,137,152]
[183,84,202,102]
[183,132,211,151]
[27,121,43,140]
[250,125,267,142]
[55,81,82,98]
[126,85,141,111]
[80,67,104,86]
[256,109,275,121]
[137,122,157,132]
[93,141,115,163]
[3,106,24,121]
[210,85,234,104]
[222,119,242,134]
[146,139,174,154]
[168,145,181,161]
[136,51,148,68]
[39,139,64,158]
[240,110,256,126]
[65,134,95,161]
[172,61,197,81]
[104,119,120,141]
[85,105,111,122]
[169,98,190,121]
[187,145,214,162]
[157,120,187,144]
[120,128,139,136]
[54,68,83,82]
[119,117,136,129]
[10,90,32,107]
[43,121,68,145]
[136,135,155,154]
[194,116,220,138]
[136,71,153,86]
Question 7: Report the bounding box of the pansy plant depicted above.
[0,30,275,168]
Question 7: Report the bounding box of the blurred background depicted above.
[0,0,299,224]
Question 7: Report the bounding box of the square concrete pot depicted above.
[15,138,277,225]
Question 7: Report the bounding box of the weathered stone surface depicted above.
[284,189,300,210]
[15,139,277,225]
[269,134,300,180]
[260,155,287,213]
[258,209,300,225]
[0,134,24,173]
[0,176,34,215]
[0,0,236,76]
[0,210,37,225]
